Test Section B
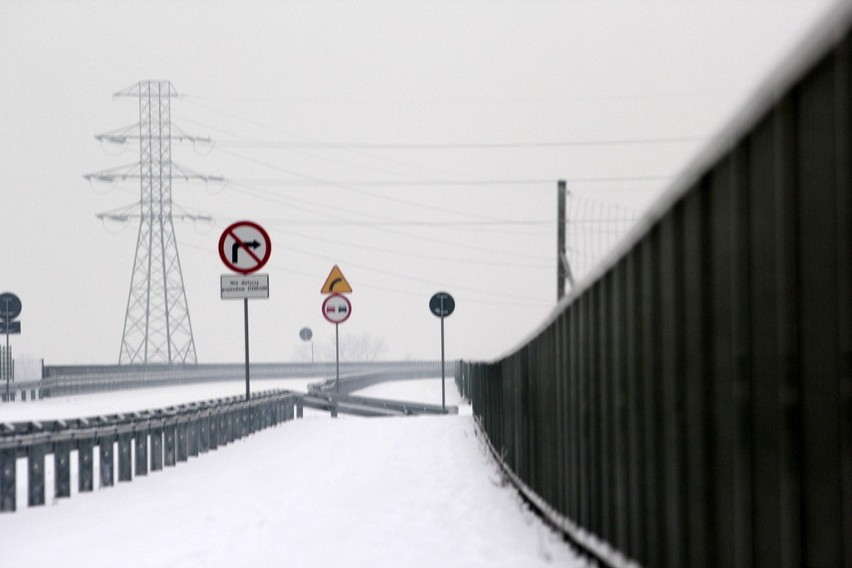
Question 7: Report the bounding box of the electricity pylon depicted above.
[85,81,220,365]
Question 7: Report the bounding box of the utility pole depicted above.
[557,179,575,301]
[85,81,220,365]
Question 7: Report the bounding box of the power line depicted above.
[262,225,552,269]
[225,175,670,187]
[224,181,553,261]
[181,241,552,308]
[213,137,703,150]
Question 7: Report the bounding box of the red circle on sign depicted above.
[322,293,352,324]
[219,221,272,274]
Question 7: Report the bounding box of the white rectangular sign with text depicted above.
[221,274,269,299]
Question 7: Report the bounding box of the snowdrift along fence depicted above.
[457,9,852,568]
[0,390,297,512]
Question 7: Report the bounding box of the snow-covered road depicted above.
[0,378,588,567]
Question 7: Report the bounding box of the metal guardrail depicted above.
[457,8,852,568]
[0,380,43,402]
[0,366,460,512]
[308,361,456,395]
[0,390,297,512]
[1,361,447,400]
[300,392,458,418]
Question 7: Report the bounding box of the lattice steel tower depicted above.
[86,81,218,365]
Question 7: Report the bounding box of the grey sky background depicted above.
[0,0,837,366]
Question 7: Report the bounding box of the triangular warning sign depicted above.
[321,265,353,294]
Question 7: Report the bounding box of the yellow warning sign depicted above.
[321,265,353,294]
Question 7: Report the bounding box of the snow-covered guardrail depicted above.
[0,390,298,512]
[23,360,449,399]
[299,391,458,418]
[0,380,43,402]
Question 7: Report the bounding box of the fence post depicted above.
[0,448,16,511]
[54,441,71,498]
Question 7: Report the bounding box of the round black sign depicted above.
[429,292,455,318]
[0,292,22,320]
[299,327,313,341]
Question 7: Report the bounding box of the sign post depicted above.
[0,293,22,402]
[299,327,314,363]
[321,266,352,398]
[322,294,352,394]
[429,291,455,413]
[219,221,271,401]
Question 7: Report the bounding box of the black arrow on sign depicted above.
[232,240,260,263]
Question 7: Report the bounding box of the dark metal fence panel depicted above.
[457,14,852,568]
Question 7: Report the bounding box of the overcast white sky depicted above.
[0,0,838,367]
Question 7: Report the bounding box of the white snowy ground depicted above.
[0,378,588,567]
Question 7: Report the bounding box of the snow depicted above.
[0,378,588,567]
[0,378,318,423]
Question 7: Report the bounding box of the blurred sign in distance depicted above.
[320,265,352,294]
[299,327,313,341]
[0,292,22,320]
[0,321,20,334]
[322,293,352,324]
[429,292,455,317]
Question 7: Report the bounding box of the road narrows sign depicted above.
[322,293,352,324]
[218,221,271,274]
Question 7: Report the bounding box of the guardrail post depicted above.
[296,398,303,418]
[176,421,188,463]
[226,410,235,444]
[0,449,16,511]
[188,416,199,458]
[54,442,71,499]
[164,422,176,467]
[99,436,114,487]
[150,425,163,471]
[78,438,94,492]
[118,433,132,482]
[218,411,227,446]
[240,407,248,438]
[27,444,46,506]
[209,411,219,451]
[199,414,209,453]
[134,429,148,477]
